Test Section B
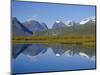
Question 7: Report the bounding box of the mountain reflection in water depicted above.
[12,44,95,61]
[12,44,96,73]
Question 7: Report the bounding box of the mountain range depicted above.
[12,16,96,36]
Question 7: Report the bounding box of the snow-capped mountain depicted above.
[79,16,95,25]
[12,16,95,36]
[52,20,66,29]
[52,20,79,29]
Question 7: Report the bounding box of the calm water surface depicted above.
[12,44,96,74]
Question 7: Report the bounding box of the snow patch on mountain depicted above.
[65,20,77,26]
[80,16,95,25]
[55,20,61,23]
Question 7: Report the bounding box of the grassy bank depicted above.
[12,35,96,48]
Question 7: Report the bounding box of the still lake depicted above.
[12,44,96,74]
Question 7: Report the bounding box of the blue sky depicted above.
[12,1,96,28]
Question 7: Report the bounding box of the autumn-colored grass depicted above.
[12,35,95,48]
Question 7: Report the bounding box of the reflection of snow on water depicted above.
[25,54,37,61]
[79,52,95,61]
[64,50,74,57]
[56,53,60,57]
[79,52,89,59]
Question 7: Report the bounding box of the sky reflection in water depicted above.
[12,44,96,74]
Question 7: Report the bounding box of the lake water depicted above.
[12,44,96,74]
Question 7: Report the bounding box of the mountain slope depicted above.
[12,17,33,36]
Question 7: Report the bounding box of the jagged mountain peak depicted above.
[12,17,19,23]
[52,20,66,29]
[12,17,17,20]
